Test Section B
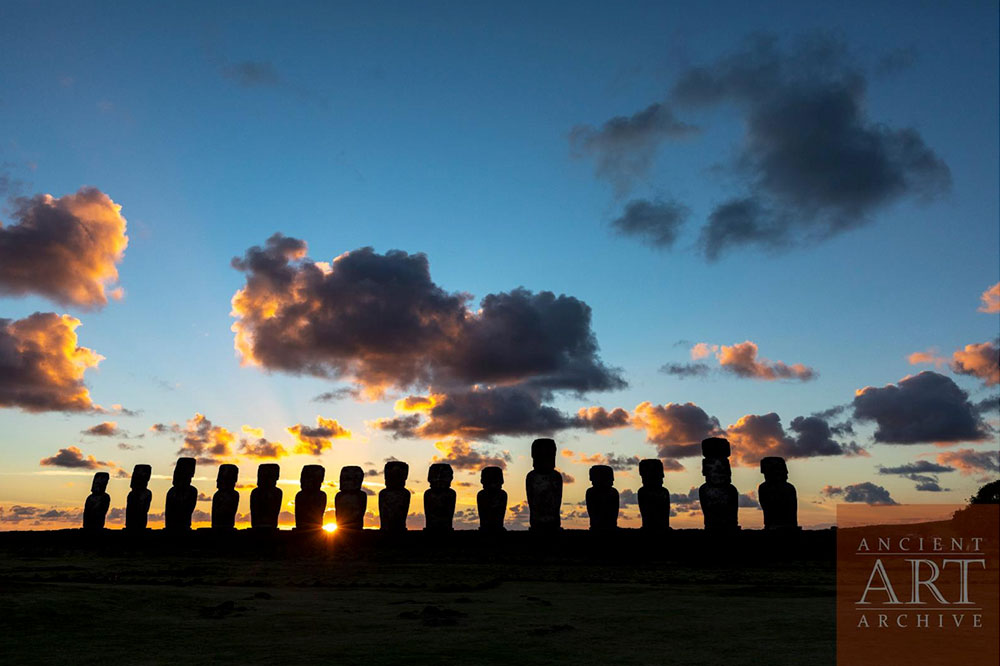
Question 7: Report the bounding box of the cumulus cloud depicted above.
[951,341,999,386]
[610,199,690,248]
[725,412,863,464]
[0,187,128,308]
[574,406,630,431]
[237,430,289,459]
[430,438,512,471]
[853,371,990,444]
[565,450,642,472]
[877,460,955,492]
[83,421,121,437]
[177,413,236,462]
[821,482,897,505]
[631,401,723,458]
[0,313,104,412]
[936,449,1000,476]
[569,103,698,195]
[39,446,113,469]
[287,416,351,455]
[716,341,814,380]
[978,283,1000,314]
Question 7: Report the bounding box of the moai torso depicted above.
[211,464,240,531]
[125,464,152,530]
[165,457,198,531]
[295,464,327,530]
[586,465,619,531]
[637,458,669,531]
[424,463,456,531]
[82,472,111,530]
[477,466,507,531]
[526,438,562,531]
[335,466,367,530]
[378,461,410,532]
[699,438,739,531]
[759,457,798,530]
[250,463,282,529]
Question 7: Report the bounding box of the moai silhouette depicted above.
[699,437,739,531]
[637,458,670,531]
[477,466,507,532]
[424,463,456,531]
[379,461,410,532]
[335,465,367,530]
[759,456,799,530]
[526,438,563,531]
[165,457,198,531]
[295,464,327,530]
[211,464,240,531]
[125,464,152,531]
[586,465,619,531]
[250,463,282,529]
[82,471,111,530]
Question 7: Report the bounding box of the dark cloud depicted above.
[738,493,761,509]
[0,313,104,413]
[619,489,638,506]
[670,487,700,507]
[313,387,361,402]
[568,451,642,472]
[39,446,113,469]
[659,362,712,378]
[878,460,955,493]
[287,417,351,455]
[936,449,1000,476]
[117,442,141,450]
[573,406,630,431]
[561,472,576,484]
[726,412,865,465]
[569,103,698,195]
[632,401,724,458]
[238,436,288,459]
[611,199,690,248]
[430,438,512,471]
[0,187,128,308]
[853,371,990,444]
[0,505,83,525]
[821,482,897,505]
[83,421,121,437]
[222,61,283,87]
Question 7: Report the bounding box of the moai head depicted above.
[701,437,731,459]
[91,471,110,493]
[130,464,151,490]
[702,457,732,485]
[257,463,280,488]
[589,465,614,489]
[638,458,664,486]
[301,464,325,491]
[340,465,364,492]
[530,438,557,472]
[481,466,504,490]
[172,457,196,487]
[217,464,238,491]
[384,461,409,489]
[428,463,454,489]
[760,456,788,483]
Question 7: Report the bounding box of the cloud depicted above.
[0,313,104,412]
[877,460,955,492]
[39,446,113,469]
[238,436,288,459]
[821,482,897,505]
[610,199,690,248]
[177,413,235,462]
[659,362,712,378]
[978,283,1000,313]
[0,504,83,525]
[574,406,630,431]
[222,61,282,87]
[631,401,723,458]
[561,472,576,484]
[935,449,1000,476]
[715,341,815,381]
[853,371,990,444]
[117,442,141,450]
[430,438,512,471]
[83,421,120,437]
[907,348,947,368]
[287,416,351,455]
[620,489,638,506]
[231,236,624,397]
[569,103,698,195]
[738,492,761,508]
[566,450,642,472]
[725,412,863,464]
[0,187,128,308]
[670,487,700,507]
[951,341,999,386]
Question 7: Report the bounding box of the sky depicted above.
[1,0,997,531]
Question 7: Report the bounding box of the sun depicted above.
[322,523,337,533]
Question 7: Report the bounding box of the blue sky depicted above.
[1,1,997,528]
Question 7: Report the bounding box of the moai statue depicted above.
[164,457,198,531]
[250,463,282,529]
[526,438,563,531]
[759,456,799,530]
[586,465,619,531]
[295,464,327,530]
[477,466,507,532]
[637,459,670,531]
[379,461,410,532]
[125,464,152,531]
[424,463,456,532]
[82,472,111,530]
[211,464,240,531]
[335,466,367,530]
[698,437,739,531]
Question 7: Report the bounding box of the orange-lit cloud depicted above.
[951,341,999,386]
[0,187,128,308]
[631,401,724,458]
[978,282,1000,313]
[907,348,946,368]
[39,446,114,469]
[237,425,289,459]
[936,448,1000,476]
[430,438,512,471]
[691,342,717,360]
[575,406,630,431]
[83,421,120,436]
[563,450,642,471]
[178,413,236,462]
[725,412,863,465]
[715,341,815,380]
[287,416,351,455]
[0,313,103,412]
